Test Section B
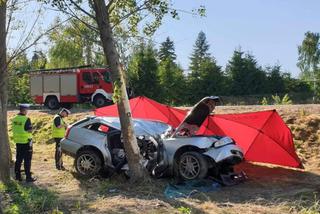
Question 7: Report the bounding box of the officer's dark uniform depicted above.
[12,104,35,182]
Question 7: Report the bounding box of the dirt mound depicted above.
[286,114,320,170]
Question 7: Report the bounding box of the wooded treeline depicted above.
[8,23,317,105]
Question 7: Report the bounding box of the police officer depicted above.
[12,104,36,182]
[52,108,70,170]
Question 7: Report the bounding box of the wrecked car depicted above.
[61,96,244,180]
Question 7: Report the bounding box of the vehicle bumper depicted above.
[203,144,244,164]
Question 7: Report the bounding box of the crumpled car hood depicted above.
[172,96,220,137]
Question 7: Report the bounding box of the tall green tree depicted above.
[226,49,267,96]
[48,18,103,68]
[30,51,47,70]
[265,65,285,94]
[158,37,185,105]
[0,0,10,182]
[8,53,32,105]
[158,59,185,105]
[187,31,225,103]
[158,37,176,62]
[128,42,161,100]
[189,31,210,73]
[48,22,85,68]
[297,31,320,100]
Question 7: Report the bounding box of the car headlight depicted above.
[214,137,234,148]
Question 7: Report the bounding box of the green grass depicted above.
[0,181,59,214]
[298,198,320,214]
[177,206,191,214]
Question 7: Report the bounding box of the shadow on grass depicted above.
[65,162,320,213]
[0,181,62,214]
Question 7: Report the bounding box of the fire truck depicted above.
[30,66,114,109]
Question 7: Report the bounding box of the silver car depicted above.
[61,97,244,180]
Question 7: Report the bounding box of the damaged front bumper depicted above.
[203,144,244,164]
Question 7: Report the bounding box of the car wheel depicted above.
[178,151,208,180]
[93,95,112,108]
[208,161,219,178]
[45,96,60,110]
[75,150,102,177]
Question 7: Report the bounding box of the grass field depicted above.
[1,105,320,214]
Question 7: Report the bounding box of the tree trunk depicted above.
[0,0,11,183]
[91,0,147,182]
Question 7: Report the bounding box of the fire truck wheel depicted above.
[45,96,60,110]
[93,94,108,108]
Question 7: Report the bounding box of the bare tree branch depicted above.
[68,0,95,19]
[11,3,43,56]
[106,0,115,12]
[110,3,148,30]
[7,17,72,65]
[6,0,19,35]
[62,0,99,32]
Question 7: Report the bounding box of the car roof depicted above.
[94,117,172,137]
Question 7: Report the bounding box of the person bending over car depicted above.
[52,108,70,170]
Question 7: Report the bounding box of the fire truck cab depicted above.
[30,67,114,109]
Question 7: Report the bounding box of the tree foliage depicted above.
[226,49,267,95]
[297,31,320,99]
[158,37,176,62]
[189,31,211,73]
[48,19,85,67]
[128,42,161,100]
[8,53,32,105]
[187,31,225,104]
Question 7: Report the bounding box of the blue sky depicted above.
[9,0,319,77]
[153,0,320,77]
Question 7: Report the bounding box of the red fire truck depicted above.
[30,67,114,109]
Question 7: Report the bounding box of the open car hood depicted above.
[100,117,172,137]
[172,96,220,137]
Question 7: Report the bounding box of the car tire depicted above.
[45,96,60,110]
[75,150,102,178]
[177,151,208,180]
[208,161,219,178]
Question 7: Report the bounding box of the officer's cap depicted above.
[19,103,31,109]
[60,108,71,115]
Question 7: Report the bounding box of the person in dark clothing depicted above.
[12,104,36,182]
[52,108,70,170]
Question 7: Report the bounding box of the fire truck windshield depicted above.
[102,72,111,83]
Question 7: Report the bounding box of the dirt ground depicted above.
[4,104,320,214]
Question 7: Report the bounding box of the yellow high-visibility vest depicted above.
[52,115,66,138]
[12,115,32,144]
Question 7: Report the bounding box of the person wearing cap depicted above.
[12,104,36,182]
[52,108,70,170]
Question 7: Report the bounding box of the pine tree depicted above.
[158,37,176,62]
[265,65,285,94]
[187,31,225,104]
[157,37,185,105]
[128,42,161,100]
[158,59,185,105]
[189,31,210,73]
[226,49,267,95]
